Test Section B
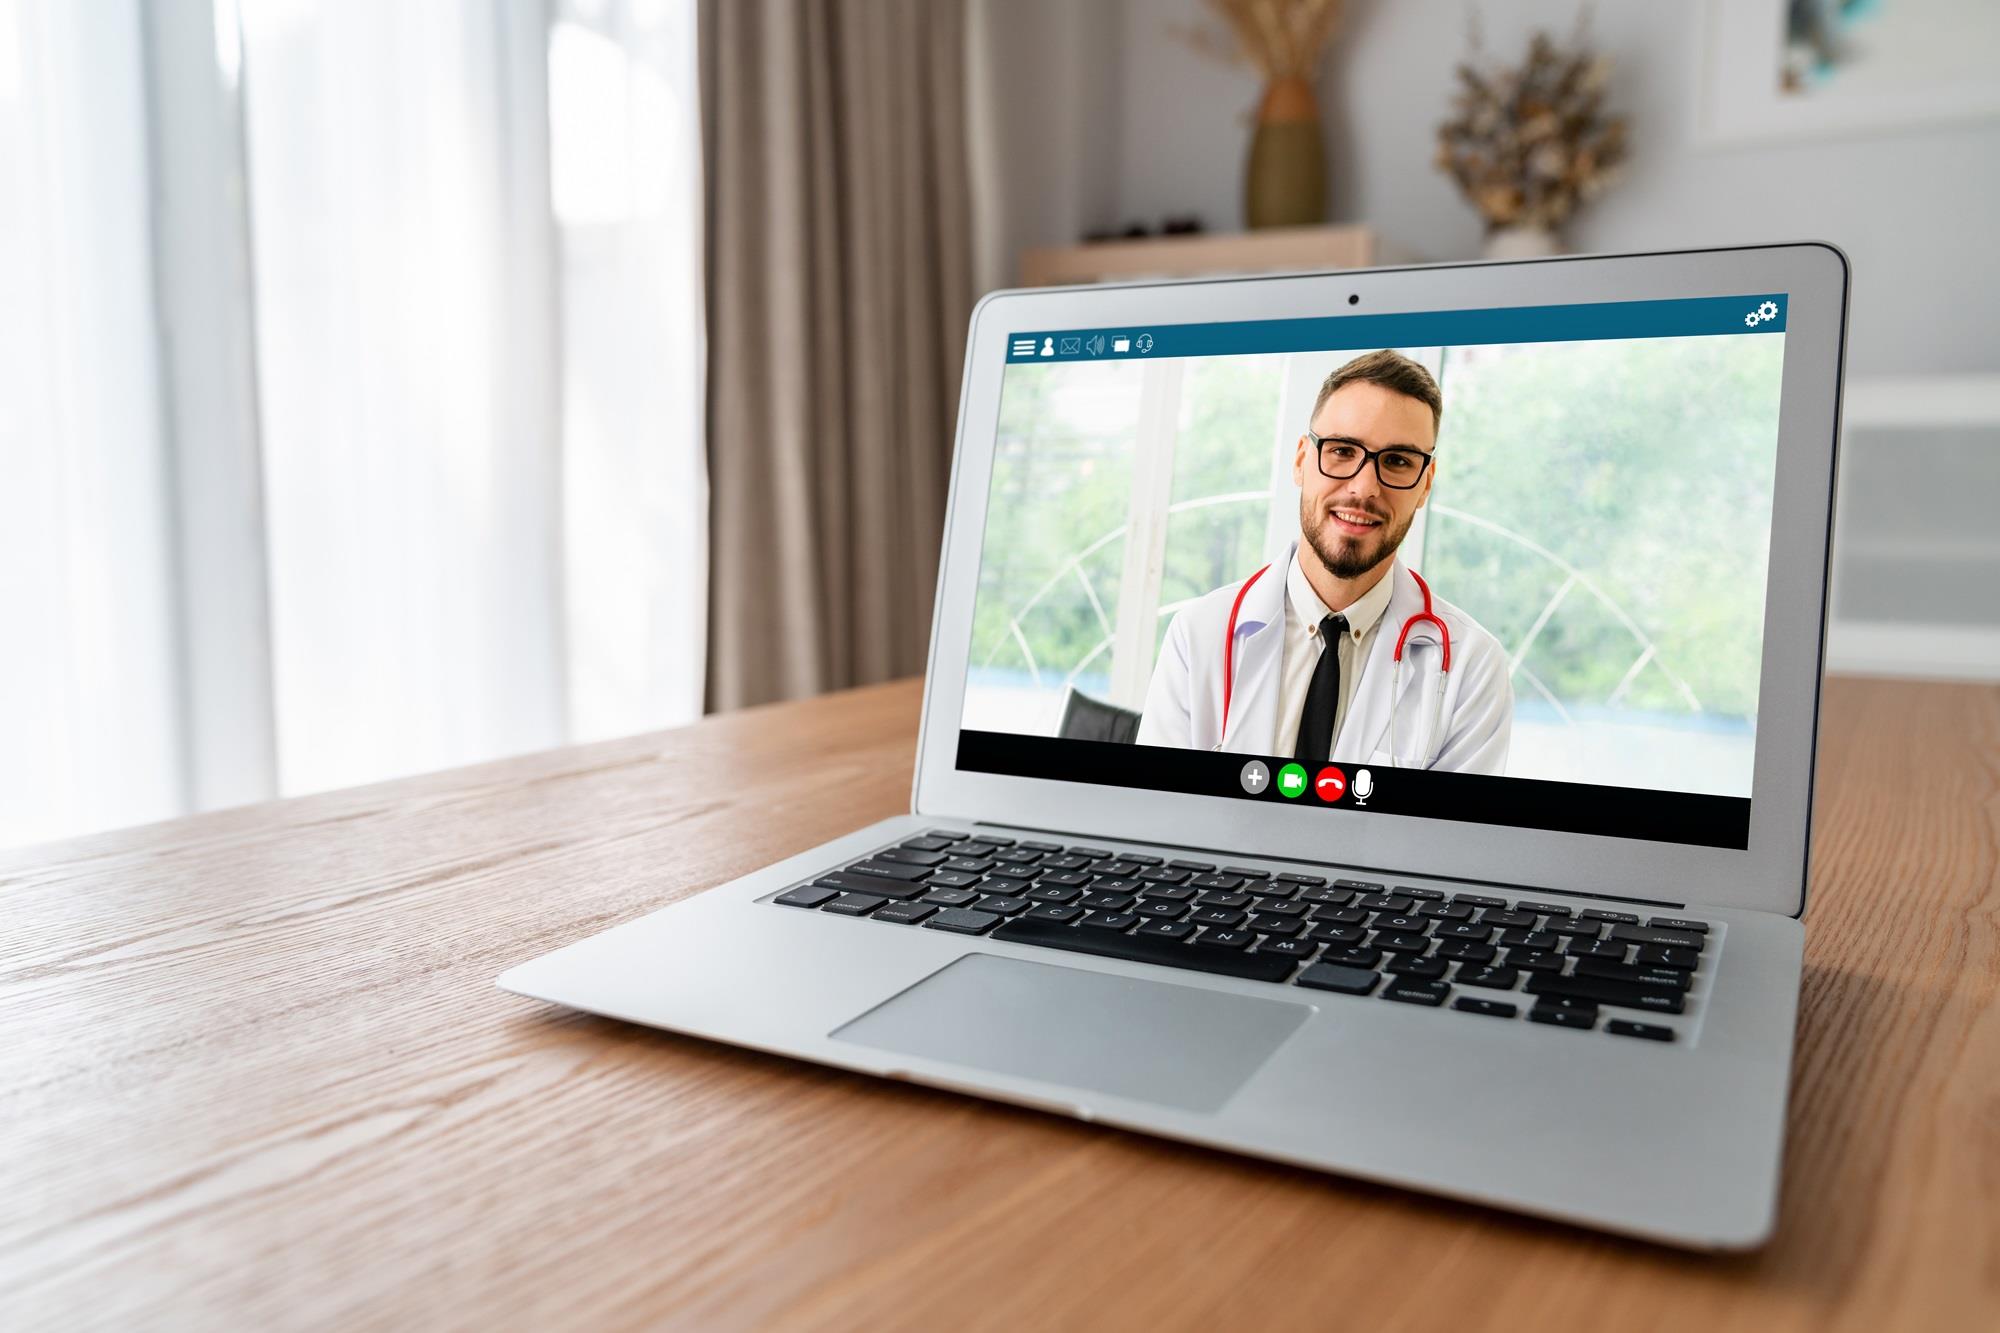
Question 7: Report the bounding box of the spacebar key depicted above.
[992,917,1297,982]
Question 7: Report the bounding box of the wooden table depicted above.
[4,676,1995,1330]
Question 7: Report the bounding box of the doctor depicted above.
[1136,349,1512,773]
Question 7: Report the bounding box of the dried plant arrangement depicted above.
[1435,13,1628,244]
[1184,0,1348,82]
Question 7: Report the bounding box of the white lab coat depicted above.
[1135,543,1514,773]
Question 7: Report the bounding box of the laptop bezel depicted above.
[911,243,1848,920]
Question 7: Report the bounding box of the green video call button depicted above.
[1276,763,1310,799]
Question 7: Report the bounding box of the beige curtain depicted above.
[700,0,974,711]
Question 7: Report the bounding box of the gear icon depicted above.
[1746,311,1762,326]
[1758,300,1778,320]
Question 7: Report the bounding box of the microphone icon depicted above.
[1352,769,1374,806]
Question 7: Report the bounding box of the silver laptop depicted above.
[500,242,1848,1250]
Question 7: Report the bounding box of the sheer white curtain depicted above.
[0,0,705,846]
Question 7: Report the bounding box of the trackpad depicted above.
[831,953,1311,1113]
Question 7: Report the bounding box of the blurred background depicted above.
[3,0,1995,849]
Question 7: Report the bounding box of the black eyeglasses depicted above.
[1308,430,1435,490]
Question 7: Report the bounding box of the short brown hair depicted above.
[1311,349,1443,439]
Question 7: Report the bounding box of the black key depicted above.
[1565,939,1629,962]
[1433,939,1496,964]
[994,848,1043,863]
[875,901,938,925]
[1498,929,1559,950]
[1138,885,1194,904]
[976,895,1030,915]
[1296,963,1380,995]
[1357,893,1414,913]
[1081,890,1136,911]
[1094,860,1140,877]
[1544,918,1600,939]
[925,907,1000,934]
[1133,918,1195,940]
[1373,913,1430,933]
[1080,910,1138,931]
[1135,899,1188,920]
[1435,922,1493,942]
[824,893,886,916]
[921,888,980,907]
[1649,917,1711,934]
[1025,903,1082,923]
[987,864,1038,881]
[1247,915,1302,937]
[1137,867,1191,885]
[1196,927,1256,950]
[1121,853,1164,866]
[1607,1020,1675,1042]
[1256,900,1308,918]
[776,885,838,908]
[1399,887,1446,901]
[876,847,946,867]
[962,835,1011,847]
[1418,900,1473,920]
[1093,877,1145,894]
[1572,958,1693,991]
[1322,946,1383,969]
[1635,945,1701,971]
[1039,870,1091,888]
[1610,924,1706,950]
[1528,1004,1595,1030]
[1298,886,1355,906]
[1331,878,1380,891]
[1068,846,1113,859]
[939,856,993,874]
[1374,931,1430,954]
[1258,937,1317,958]
[1526,974,1686,1014]
[1309,905,1366,925]
[1456,965,1519,989]
[1168,859,1215,872]
[1386,954,1448,979]
[1247,883,1301,903]
[1040,854,1090,871]
[1221,866,1270,880]
[1189,873,1245,891]
[1381,979,1449,1006]
[849,859,934,882]
[1306,923,1366,946]
[899,836,955,852]
[1195,890,1252,909]
[1276,872,1328,886]
[1025,884,1082,904]
[1021,840,1064,852]
[814,871,927,901]
[1580,909,1641,925]
[1453,997,1517,1018]
[1453,893,1507,908]
[1193,906,1247,927]
[1503,948,1565,973]
[927,869,983,889]
[1516,901,1573,917]
[992,917,1297,982]
[1480,910,1536,929]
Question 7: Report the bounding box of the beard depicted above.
[1300,493,1417,579]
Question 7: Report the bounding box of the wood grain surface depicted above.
[2,675,1995,1331]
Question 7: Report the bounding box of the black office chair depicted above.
[1056,686,1142,744]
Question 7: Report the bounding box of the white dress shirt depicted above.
[1273,554,1396,759]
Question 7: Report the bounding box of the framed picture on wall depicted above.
[1697,0,2000,146]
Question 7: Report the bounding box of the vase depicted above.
[1245,76,1327,230]
[1482,225,1561,260]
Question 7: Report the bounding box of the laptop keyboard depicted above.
[771,831,1715,1043]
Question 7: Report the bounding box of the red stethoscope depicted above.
[1220,563,1454,760]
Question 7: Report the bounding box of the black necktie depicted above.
[1294,613,1349,766]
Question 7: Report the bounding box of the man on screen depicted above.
[1136,350,1513,773]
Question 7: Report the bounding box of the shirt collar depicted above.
[1287,550,1398,644]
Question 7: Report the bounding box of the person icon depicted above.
[1041,337,1055,356]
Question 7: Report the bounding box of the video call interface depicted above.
[956,294,1790,849]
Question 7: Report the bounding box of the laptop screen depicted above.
[955,294,1791,850]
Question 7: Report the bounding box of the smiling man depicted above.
[1136,350,1513,774]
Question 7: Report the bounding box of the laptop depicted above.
[500,242,1848,1250]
